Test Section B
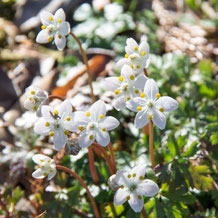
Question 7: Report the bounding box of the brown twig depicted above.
[48,95,65,101]
[88,147,100,183]
[69,32,96,103]
[56,165,100,218]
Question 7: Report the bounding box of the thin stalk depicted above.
[48,95,65,101]
[108,142,117,173]
[56,165,100,218]
[149,121,155,168]
[69,32,96,103]
[92,142,114,175]
[88,147,99,183]
[141,208,147,218]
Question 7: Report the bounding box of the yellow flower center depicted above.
[54,110,58,115]
[140,93,145,98]
[64,130,69,135]
[141,51,145,56]
[138,195,142,200]
[139,176,143,180]
[126,97,130,101]
[45,122,50,126]
[130,65,133,68]
[126,196,130,200]
[86,112,90,117]
[41,25,46,29]
[48,36,53,42]
[135,89,139,94]
[125,54,129,58]
[137,106,142,111]
[66,117,71,121]
[134,46,138,51]
[78,126,84,131]
[114,90,120,95]
[30,91,35,95]
[89,135,94,140]
[156,93,161,99]
[127,174,131,178]
[118,76,123,82]
[49,132,54,136]
[57,19,61,23]
[130,75,135,80]
[101,128,106,132]
[49,16,53,21]
[159,108,164,112]
[99,114,104,119]
[33,106,37,110]
[148,115,152,120]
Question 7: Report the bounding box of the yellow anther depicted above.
[134,46,138,51]
[37,165,40,168]
[141,51,145,56]
[148,115,152,120]
[48,160,50,163]
[138,195,142,200]
[120,185,124,189]
[130,56,135,60]
[89,135,94,140]
[33,106,37,110]
[40,159,44,162]
[114,90,120,95]
[58,34,62,39]
[49,132,54,136]
[137,106,142,111]
[126,97,130,101]
[127,174,131,178]
[139,176,143,180]
[133,173,136,177]
[30,91,35,95]
[45,122,50,127]
[50,169,53,173]
[54,110,58,115]
[136,65,140,69]
[118,76,123,82]
[86,112,90,117]
[57,19,61,23]
[135,89,139,94]
[156,93,161,99]
[43,173,47,176]
[99,114,104,119]
[125,54,129,58]
[49,16,53,21]
[130,75,135,80]
[48,36,53,42]
[64,130,69,135]
[29,97,32,101]
[66,117,71,121]
[41,25,46,29]
[130,65,134,68]
[101,128,106,132]
[159,108,164,112]
[78,126,85,131]
[140,93,145,98]
[126,196,130,200]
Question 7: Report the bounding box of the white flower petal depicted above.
[156,96,178,112]
[62,119,78,132]
[114,96,126,111]
[34,118,53,136]
[47,168,57,180]
[96,129,110,147]
[116,58,131,67]
[126,38,138,52]
[131,164,146,180]
[78,130,95,148]
[114,188,129,206]
[128,192,144,213]
[56,99,73,118]
[32,169,45,179]
[99,116,119,131]
[74,111,90,125]
[32,154,50,164]
[144,79,159,101]
[54,8,66,21]
[137,179,159,197]
[121,65,134,84]
[36,30,50,44]
[126,97,146,112]
[54,33,66,50]
[105,77,121,91]
[125,46,133,54]
[59,21,70,35]
[41,106,56,122]
[24,99,35,110]
[135,110,149,129]
[40,11,54,25]
[152,110,166,130]
[139,41,150,54]
[53,129,67,150]
[89,100,106,121]
[114,169,129,186]
[134,74,148,90]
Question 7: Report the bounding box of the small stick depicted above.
[88,147,99,183]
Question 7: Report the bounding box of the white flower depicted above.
[36,8,70,50]
[34,99,77,150]
[117,38,150,75]
[104,3,123,21]
[126,79,178,130]
[74,100,119,148]
[112,164,159,213]
[92,0,110,11]
[105,65,147,111]
[24,86,48,116]
[32,154,56,180]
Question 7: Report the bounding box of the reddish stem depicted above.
[92,142,114,175]
[56,165,100,218]
[48,95,65,101]
[88,147,99,183]
[108,142,117,173]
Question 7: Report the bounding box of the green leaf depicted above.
[210,132,218,145]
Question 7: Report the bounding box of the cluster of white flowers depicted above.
[27,7,180,214]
